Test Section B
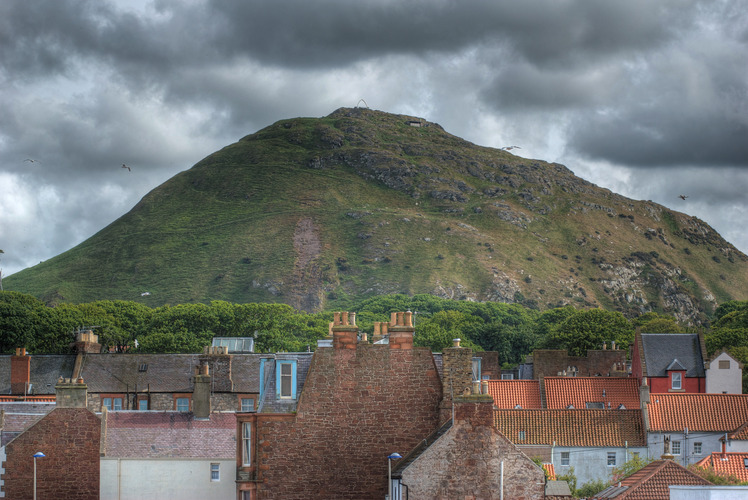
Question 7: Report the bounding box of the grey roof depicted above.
[0,355,76,395]
[79,353,262,393]
[666,359,687,371]
[0,402,56,446]
[641,334,705,377]
[103,411,236,458]
[545,480,572,496]
[258,353,314,413]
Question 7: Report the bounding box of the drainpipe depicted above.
[500,460,504,500]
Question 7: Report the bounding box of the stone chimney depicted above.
[332,311,359,350]
[193,362,211,419]
[639,377,651,430]
[453,393,495,427]
[10,348,31,395]
[440,339,474,421]
[71,329,102,354]
[199,345,233,392]
[55,377,88,408]
[388,311,414,350]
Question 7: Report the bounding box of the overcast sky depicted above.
[1,0,747,277]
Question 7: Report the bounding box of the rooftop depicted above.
[544,377,641,410]
[592,460,712,499]
[493,409,646,447]
[640,334,705,378]
[647,394,748,432]
[695,452,748,483]
[485,380,542,409]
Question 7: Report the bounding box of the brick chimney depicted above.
[388,311,414,350]
[71,329,102,354]
[199,346,233,392]
[193,362,211,419]
[55,377,88,408]
[332,311,358,350]
[453,393,494,427]
[10,348,31,395]
[440,339,474,422]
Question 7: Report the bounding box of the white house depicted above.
[705,351,743,394]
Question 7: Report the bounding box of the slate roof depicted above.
[591,460,712,499]
[103,411,236,458]
[79,353,261,393]
[647,394,748,432]
[0,402,56,446]
[695,452,748,482]
[0,355,76,395]
[493,409,646,447]
[544,377,641,410]
[258,353,313,413]
[486,380,542,409]
[640,334,705,377]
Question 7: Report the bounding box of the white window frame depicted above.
[210,463,220,481]
[672,440,681,455]
[693,442,702,455]
[241,398,255,412]
[671,372,682,390]
[561,452,570,466]
[607,451,617,466]
[242,422,252,466]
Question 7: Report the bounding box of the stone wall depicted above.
[254,344,443,499]
[400,396,545,500]
[1,407,100,500]
[533,348,627,379]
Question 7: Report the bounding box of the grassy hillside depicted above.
[6,108,748,325]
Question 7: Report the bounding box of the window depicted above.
[211,463,220,481]
[138,399,148,411]
[693,442,702,455]
[501,373,514,380]
[719,360,730,369]
[671,372,682,390]
[672,440,681,455]
[561,452,570,466]
[585,402,605,409]
[607,452,617,466]
[240,398,255,412]
[518,430,526,441]
[176,397,190,412]
[242,422,252,466]
[102,396,123,411]
[277,360,297,399]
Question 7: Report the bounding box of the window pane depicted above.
[103,398,112,411]
[138,399,148,411]
[672,373,682,389]
[607,452,616,466]
[113,398,123,411]
[694,442,702,454]
[241,398,255,412]
[177,397,190,412]
[280,363,293,397]
[561,452,570,466]
[211,463,220,481]
[242,423,251,466]
[672,440,681,455]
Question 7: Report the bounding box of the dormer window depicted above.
[671,372,682,390]
[276,360,297,399]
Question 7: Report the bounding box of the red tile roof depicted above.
[695,452,748,482]
[647,394,748,432]
[493,409,646,447]
[543,463,557,480]
[590,460,712,499]
[544,377,641,410]
[485,380,542,409]
[729,421,748,441]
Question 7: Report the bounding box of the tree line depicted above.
[1,291,746,389]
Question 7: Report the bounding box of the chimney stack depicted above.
[10,348,31,395]
[55,377,88,408]
[193,362,211,419]
[440,339,474,421]
[388,311,414,350]
[332,311,359,349]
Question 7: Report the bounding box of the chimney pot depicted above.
[404,311,413,327]
[396,312,404,326]
[334,312,341,326]
[481,380,489,395]
[453,338,461,348]
[15,347,20,356]
[350,312,356,326]
[472,380,480,395]
[603,342,607,350]
[342,311,349,326]
[391,312,397,325]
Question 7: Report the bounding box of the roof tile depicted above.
[486,380,542,409]
[544,377,641,410]
[695,452,748,482]
[647,394,748,432]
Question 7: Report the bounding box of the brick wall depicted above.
[400,396,545,500]
[254,344,442,499]
[533,349,627,379]
[1,407,100,500]
[10,349,30,394]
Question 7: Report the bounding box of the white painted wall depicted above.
[0,446,5,498]
[705,352,743,394]
[101,458,235,500]
[647,432,725,467]
[552,446,648,486]
[670,485,748,499]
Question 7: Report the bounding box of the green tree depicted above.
[544,308,634,356]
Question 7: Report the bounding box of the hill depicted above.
[6,108,747,324]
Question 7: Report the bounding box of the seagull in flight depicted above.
[679,194,688,200]
[501,146,521,151]
[24,158,39,164]
[122,164,131,171]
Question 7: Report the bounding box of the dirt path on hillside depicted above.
[288,217,325,312]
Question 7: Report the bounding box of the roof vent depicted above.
[138,363,148,372]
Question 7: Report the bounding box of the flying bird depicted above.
[122,164,131,171]
[501,146,521,151]
[140,292,150,296]
[24,158,39,163]
[679,194,688,200]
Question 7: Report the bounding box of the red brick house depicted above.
[630,332,707,393]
